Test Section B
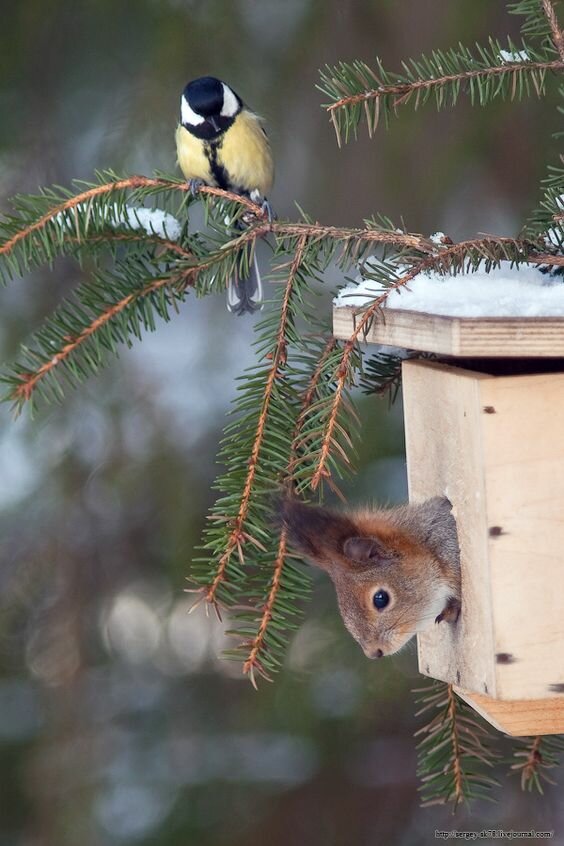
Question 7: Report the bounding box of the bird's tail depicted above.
[226,251,263,316]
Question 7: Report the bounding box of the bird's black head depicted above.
[181,76,242,139]
[185,76,224,117]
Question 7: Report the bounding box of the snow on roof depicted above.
[333,261,564,317]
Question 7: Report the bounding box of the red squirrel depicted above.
[280,496,460,659]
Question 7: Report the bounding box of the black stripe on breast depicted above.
[205,139,231,190]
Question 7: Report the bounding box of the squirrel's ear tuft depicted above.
[278,497,358,571]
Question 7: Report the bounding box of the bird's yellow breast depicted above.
[218,111,274,197]
[175,125,213,185]
[175,110,274,198]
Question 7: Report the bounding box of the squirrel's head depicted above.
[279,498,458,658]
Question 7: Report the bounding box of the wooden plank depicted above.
[402,360,497,696]
[333,305,564,357]
[480,371,564,700]
[455,688,564,736]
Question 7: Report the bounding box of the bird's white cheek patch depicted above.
[181,95,204,126]
[221,83,239,118]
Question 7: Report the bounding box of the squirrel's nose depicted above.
[372,648,384,659]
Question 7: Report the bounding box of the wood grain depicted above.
[455,688,564,736]
[402,360,496,696]
[480,370,564,700]
[333,305,564,357]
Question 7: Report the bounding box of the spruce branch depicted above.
[0,175,150,261]
[0,174,264,260]
[522,153,564,242]
[320,47,562,143]
[2,173,486,418]
[3,166,562,420]
[359,351,406,404]
[300,337,339,407]
[1,238,251,414]
[509,734,564,792]
[518,3,564,240]
[0,172,268,284]
[227,219,434,258]
[190,240,343,685]
[288,334,339,482]
[241,529,289,688]
[239,334,339,686]
[13,167,530,297]
[290,336,360,497]
[509,0,555,44]
[541,0,564,60]
[308,345,356,492]
[415,680,500,807]
[6,271,186,411]
[194,236,309,614]
[66,229,194,259]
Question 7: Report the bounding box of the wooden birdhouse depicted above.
[333,304,564,737]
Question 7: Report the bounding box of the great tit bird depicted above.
[175,76,274,315]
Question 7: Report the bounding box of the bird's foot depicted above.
[261,199,275,223]
[249,190,275,222]
[189,178,205,198]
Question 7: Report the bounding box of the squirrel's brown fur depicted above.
[280,497,460,658]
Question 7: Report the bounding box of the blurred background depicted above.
[1,1,563,844]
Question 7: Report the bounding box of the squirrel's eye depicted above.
[373,590,390,610]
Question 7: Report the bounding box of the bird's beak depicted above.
[209,116,220,132]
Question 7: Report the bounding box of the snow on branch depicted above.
[499,48,531,62]
[55,202,183,240]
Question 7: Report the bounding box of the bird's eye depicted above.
[373,590,390,610]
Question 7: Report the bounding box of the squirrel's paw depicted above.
[435,597,461,625]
